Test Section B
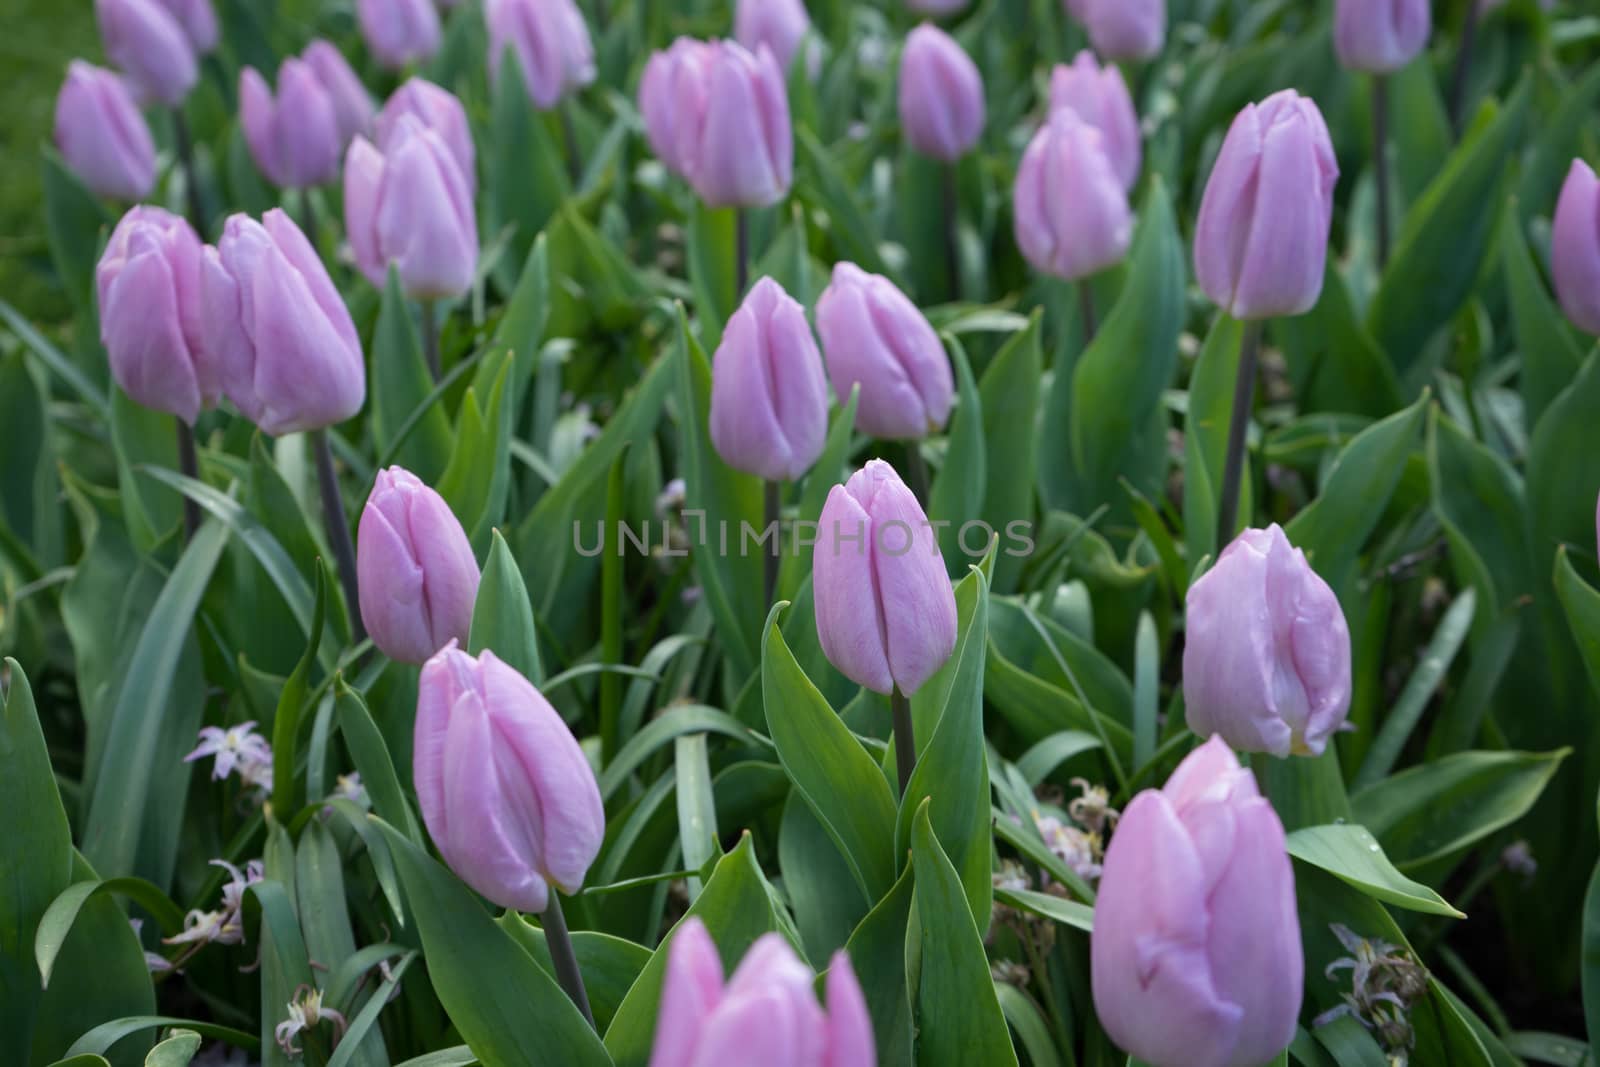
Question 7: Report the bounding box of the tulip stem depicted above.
[734,208,750,304]
[1373,75,1391,270]
[299,187,317,246]
[1077,281,1098,347]
[176,419,201,542]
[171,107,205,237]
[421,300,441,383]
[542,893,596,1029]
[891,687,917,794]
[1214,319,1263,559]
[312,428,366,644]
[560,103,583,188]
[1448,0,1481,137]
[904,443,931,508]
[763,480,780,607]
[942,163,961,303]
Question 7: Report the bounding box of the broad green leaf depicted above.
[762,604,898,903]
[995,986,1065,1067]
[1285,824,1463,918]
[910,802,1019,1067]
[486,233,551,415]
[993,887,1095,933]
[674,733,718,898]
[256,836,315,1067]
[272,567,326,817]
[1015,731,1103,787]
[296,822,389,1067]
[436,352,515,555]
[469,529,544,684]
[0,299,109,417]
[62,1019,256,1061]
[370,270,451,483]
[374,820,612,1067]
[841,868,915,1067]
[1556,548,1600,703]
[41,149,112,314]
[1501,207,1584,427]
[976,313,1042,592]
[686,204,737,350]
[335,680,422,846]
[486,50,569,288]
[499,918,650,1036]
[1528,350,1600,579]
[1183,314,1248,568]
[110,387,181,553]
[928,337,986,576]
[143,1030,201,1067]
[598,704,761,801]
[779,794,870,965]
[33,878,184,987]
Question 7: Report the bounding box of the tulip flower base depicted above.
[7,2,1599,1066]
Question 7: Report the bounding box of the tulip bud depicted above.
[639,39,792,209]
[898,25,985,163]
[735,0,817,79]
[1092,736,1302,1067]
[1049,50,1141,192]
[815,263,952,439]
[377,79,476,197]
[1013,109,1132,282]
[54,61,156,202]
[302,41,375,148]
[357,467,480,664]
[96,206,215,423]
[813,459,957,696]
[1552,160,1600,336]
[1334,0,1431,74]
[153,0,216,54]
[356,0,439,71]
[414,643,605,913]
[1183,524,1351,757]
[486,0,596,109]
[650,919,877,1067]
[1079,0,1165,61]
[240,60,343,188]
[345,117,479,300]
[95,0,198,107]
[709,278,830,482]
[1194,90,1338,320]
[203,209,365,435]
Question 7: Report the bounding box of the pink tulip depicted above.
[1334,0,1431,74]
[240,60,343,188]
[486,0,596,109]
[54,61,156,201]
[1013,109,1132,281]
[377,79,476,197]
[1552,159,1600,337]
[1078,0,1165,61]
[897,24,985,163]
[302,41,375,147]
[95,0,198,106]
[734,0,817,78]
[356,0,440,71]
[1049,50,1141,192]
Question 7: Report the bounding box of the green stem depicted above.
[176,418,201,542]
[1213,319,1263,558]
[421,300,441,383]
[171,107,205,236]
[1373,74,1391,270]
[312,429,366,644]
[734,207,749,304]
[542,893,596,1029]
[763,480,780,608]
[891,686,916,795]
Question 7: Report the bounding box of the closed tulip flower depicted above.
[203,209,365,435]
[639,39,792,208]
[1092,736,1302,1067]
[1014,109,1132,281]
[815,262,952,439]
[357,467,480,664]
[1183,524,1351,757]
[1552,160,1600,336]
[345,117,479,299]
[377,79,475,196]
[898,25,985,163]
[1049,50,1141,192]
[356,0,439,71]
[1194,90,1338,320]
[153,0,216,53]
[302,41,375,147]
[54,61,156,201]
[710,278,829,482]
[1334,0,1431,74]
[813,459,957,696]
[95,0,198,106]
[240,60,343,188]
[1080,0,1165,61]
[414,643,605,913]
[650,919,876,1067]
[486,0,595,109]
[735,0,816,78]
[96,206,215,423]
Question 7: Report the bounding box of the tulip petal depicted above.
[824,952,877,1067]
[814,482,894,694]
[650,919,724,1067]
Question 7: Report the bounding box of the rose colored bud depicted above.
[153,0,216,53]
[1013,109,1132,282]
[240,60,343,188]
[650,919,877,1067]
[1079,0,1165,61]
[486,0,595,109]
[96,206,215,423]
[639,38,792,209]
[203,209,365,434]
[1194,90,1339,320]
[357,466,480,664]
[95,0,198,106]
[1183,524,1351,757]
[356,0,439,71]
[1092,736,1302,1067]
[709,277,830,482]
[815,262,952,440]
[414,643,605,912]
[377,79,475,197]
[302,41,375,147]
[813,459,957,696]
[54,61,156,201]
[1049,50,1141,192]
[906,0,968,14]
[1333,0,1431,74]
[345,117,479,299]
[735,0,816,78]
[1552,160,1600,336]
[897,25,985,163]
